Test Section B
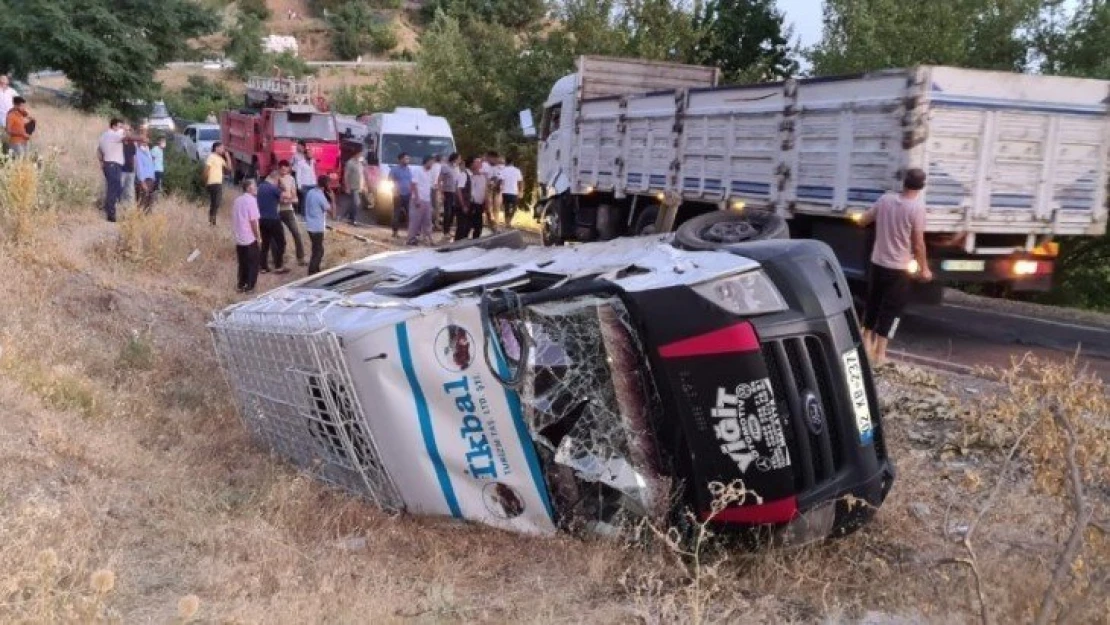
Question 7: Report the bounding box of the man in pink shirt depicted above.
[231,179,262,293]
[857,168,932,364]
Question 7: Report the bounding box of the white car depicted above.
[209,229,893,543]
[178,123,221,162]
[145,101,176,133]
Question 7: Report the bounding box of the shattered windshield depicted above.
[489,296,670,531]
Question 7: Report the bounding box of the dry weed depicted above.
[0,155,43,243]
[117,206,171,264]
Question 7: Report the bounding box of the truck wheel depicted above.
[541,201,564,247]
[673,210,788,251]
[597,203,619,240]
[633,206,659,236]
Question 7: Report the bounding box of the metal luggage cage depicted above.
[209,308,402,510]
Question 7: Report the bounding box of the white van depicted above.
[360,107,456,219]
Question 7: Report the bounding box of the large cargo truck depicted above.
[530,56,1110,295]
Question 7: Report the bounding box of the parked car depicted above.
[177,123,221,162]
[210,230,894,545]
[145,100,176,133]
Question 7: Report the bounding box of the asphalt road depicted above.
[892,302,1110,381]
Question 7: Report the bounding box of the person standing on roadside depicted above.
[499,157,523,228]
[389,152,413,238]
[408,156,435,246]
[455,156,489,241]
[4,96,32,158]
[276,159,306,266]
[0,75,18,133]
[439,152,461,242]
[292,141,316,215]
[97,118,126,222]
[203,142,231,225]
[857,168,932,365]
[257,172,289,274]
[304,174,334,275]
[151,137,166,191]
[363,153,381,217]
[342,144,365,226]
[429,154,443,228]
[135,137,156,211]
[231,179,262,293]
[121,131,137,204]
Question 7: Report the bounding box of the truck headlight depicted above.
[378,179,395,194]
[692,271,787,316]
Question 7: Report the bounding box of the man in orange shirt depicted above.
[4,96,32,158]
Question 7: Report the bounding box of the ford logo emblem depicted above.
[803,391,825,435]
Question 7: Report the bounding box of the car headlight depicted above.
[378,179,395,193]
[692,270,787,316]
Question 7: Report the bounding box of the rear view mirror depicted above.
[519,109,537,139]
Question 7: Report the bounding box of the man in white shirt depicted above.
[0,75,17,130]
[499,158,523,227]
[96,118,127,222]
[408,156,436,245]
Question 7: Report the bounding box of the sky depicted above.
[779,0,824,48]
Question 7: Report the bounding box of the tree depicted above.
[807,0,1038,76]
[327,2,398,60]
[238,0,272,20]
[0,0,218,111]
[225,13,267,76]
[421,0,548,29]
[693,0,798,82]
[1029,0,1110,310]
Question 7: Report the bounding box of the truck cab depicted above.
[536,74,577,202]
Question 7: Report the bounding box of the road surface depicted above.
[893,301,1110,380]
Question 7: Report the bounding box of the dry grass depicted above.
[0,104,1106,623]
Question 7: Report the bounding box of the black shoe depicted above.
[260,268,271,274]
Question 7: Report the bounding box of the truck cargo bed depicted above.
[569,66,1110,242]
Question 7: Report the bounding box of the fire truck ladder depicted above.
[246,76,319,109]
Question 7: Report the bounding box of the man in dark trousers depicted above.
[454,156,489,241]
[257,172,289,274]
[231,179,261,292]
[857,168,932,365]
[121,133,137,205]
[96,118,126,222]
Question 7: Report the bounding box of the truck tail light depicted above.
[1013,260,1052,276]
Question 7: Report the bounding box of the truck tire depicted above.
[673,210,788,251]
[597,203,619,240]
[633,206,659,236]
[541,200,565,247]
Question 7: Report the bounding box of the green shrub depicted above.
[163,145,205,201]
[238,0,271,20]
[327,2,398,59]
[163,76,238,125]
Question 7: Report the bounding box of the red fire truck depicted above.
[220,76,341,182]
